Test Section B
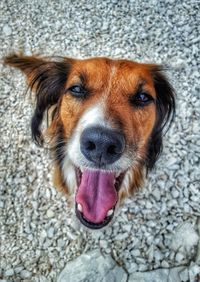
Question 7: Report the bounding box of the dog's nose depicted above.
[80,126,125,165]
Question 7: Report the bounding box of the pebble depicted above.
[171,189,179,199]
[3,24,12,36]
[131,249,141,257]
[20,270,31,279]
[4,269,14,277]
[99,240,108,249]
[179,268,189,282]
[161,260,169,268]
[152,187,161,201]
[189,264,200,282]
[14,266,24,274]
[46,209,55,218]
[47,227,55,238]
[175,252,185,263]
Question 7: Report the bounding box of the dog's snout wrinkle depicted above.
[80,126,125,166]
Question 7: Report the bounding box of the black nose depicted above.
[80,126,125,166]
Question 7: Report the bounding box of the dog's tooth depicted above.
[77,204,83,212]
[107,209,114,217]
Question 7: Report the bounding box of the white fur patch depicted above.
[62,157,77,194]
[62,104,107,192]
[66,103,109,170]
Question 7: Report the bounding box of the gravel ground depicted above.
[0,0,200,281]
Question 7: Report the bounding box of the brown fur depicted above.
[3,53,175,210]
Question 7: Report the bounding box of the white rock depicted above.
[179,268,189,282]
[14,266,24,274]
[161,260,169,268]
[188,264,200,282]
[131,249,141,257]
[175,252,185,263]
[171,222,199,253]
[147,245,154,262]
[47,226,55,238]
[171,189,179,198]
[20,270,31,279]
[129,268,169,282]
[127,262,138,273]
[40,230,47,239]
[0,201,4,208]
[4,269,14,276]
[3,24,12,36]
[152,187,161,201]
[57,250,127,282]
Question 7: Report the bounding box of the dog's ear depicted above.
[146,66,176,170]
[4,53,72,145]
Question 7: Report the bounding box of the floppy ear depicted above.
[4,53,72,145]
[146,66,176,170]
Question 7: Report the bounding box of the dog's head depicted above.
[4,54,175,229]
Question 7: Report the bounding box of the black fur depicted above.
[4,54,71,145]
[4,55,175,171]
[146,67,176,170]
[53,124,66,166]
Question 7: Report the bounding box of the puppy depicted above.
[4,54,175,229]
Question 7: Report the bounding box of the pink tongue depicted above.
[76,170,118,223]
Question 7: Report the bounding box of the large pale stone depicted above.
[129,266,185,282]
[57,250,127,282]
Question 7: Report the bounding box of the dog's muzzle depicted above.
[73,126,126,229]
[80,126,125,166]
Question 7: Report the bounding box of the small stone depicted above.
[40,230,47,238]
[179,268,189,282]
[46,209,55,218]
[3,24,12,36]
[128,262,138,273]
[99,240,108,249]
[175,252,185,263]
[152,188,160,201]
[131,249,141,257]
[146,201,152,209]
[167,199,178,208]
[166,157,177,167]
[47,227,54,238]
[189,264,200,282]
[171,189,179,198]
[14,266,24,274]
[4,269,14,276]
[123,224,132,233]
[161,260,169,268]
[20,270,31,279]
[57,239,65,248]
[147,245,154,262]
[138,264,148,271]
[154,250,164,262]
[115,233,128,240]
[172,222,199,252]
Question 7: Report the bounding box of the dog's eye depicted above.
[67,85,87,99]
[130,92,154,107]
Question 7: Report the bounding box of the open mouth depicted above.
[75,168,125,229]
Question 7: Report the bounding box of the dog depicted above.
[4,53,175,229]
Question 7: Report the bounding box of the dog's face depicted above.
[4,54,175,229]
